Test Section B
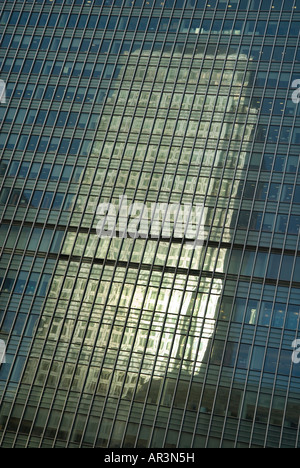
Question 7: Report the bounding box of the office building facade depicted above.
[0,0,300,448]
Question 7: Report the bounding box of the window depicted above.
[286,305,299,329]
[245,300,258,324]
[267,254,279,279]
[87,15,98,28]
[54,86,65,101]
[37,274,51,297]
[27,135,39,152]
[39,230,53,252]
[37,137,49,153]
[50,166,62,181]
[78,15,88,29]
[91,39,101,53]
[0,224,9,248]
[31,191,43,208]
[61,166,72,182]
[3,271,17,292]
[16,227,31,250]
[289,216,300,235]
[9,11,20,25]
[0,11,10,25]
[254,252,268,278]
[64,194,75,211]
[18,162,30,178]
[77,114,88,129]
[67,14,78,28]
[25,272,40,295]
[8,161,19,177]
[241,251,255,276]
[280,256,294,281]
[9,189,21,206]
[258,302,272,326]
[97,15,108,29]
[70,139,80,155]
[39,164,51,180]
[50,231,64,254]
[52,193,64,210]
[41,192,54,210]
[14,271,28,294]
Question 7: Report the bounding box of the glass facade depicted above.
[0,0,300,449]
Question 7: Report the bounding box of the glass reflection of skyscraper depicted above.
[0,0,300,449]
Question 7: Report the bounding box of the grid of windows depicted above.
[0,0,300,449]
